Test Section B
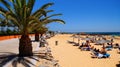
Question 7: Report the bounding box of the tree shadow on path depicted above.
[0,51,53,67]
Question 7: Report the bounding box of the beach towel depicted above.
[98,53,103,58]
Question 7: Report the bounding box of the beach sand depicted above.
[0,34,120,67]
[44,34,120,67]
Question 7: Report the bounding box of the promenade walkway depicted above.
[0,36,39,67]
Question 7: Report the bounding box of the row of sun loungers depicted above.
[68,39,120,59]
[35,35,60,67]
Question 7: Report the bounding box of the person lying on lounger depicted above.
[79,41,91,51]
[91,47,110,58]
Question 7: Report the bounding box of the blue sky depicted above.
[1,0,120,32]
[33,0,120,32]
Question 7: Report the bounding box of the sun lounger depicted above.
[117,47,120,54]
[105,46,112,51]
[38,65,49,67]
[81,47,91,51]
[113,43,119,49]
[90,50,110,58]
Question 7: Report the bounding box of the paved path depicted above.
[0,37,40,67]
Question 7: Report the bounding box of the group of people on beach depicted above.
[90,47,110,58]
[79,41,91,51]
[78,40,110,58]
[74,35,120,59]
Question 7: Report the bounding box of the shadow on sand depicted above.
[67,40,79,46]
[0,51,53,67]
[116,61,120,67]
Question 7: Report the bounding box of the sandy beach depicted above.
[46,34,120,67]
[0,34,120,67]
[0,0,120,67]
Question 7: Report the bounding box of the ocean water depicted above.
[85,32,120,36]
[62,32,120,36]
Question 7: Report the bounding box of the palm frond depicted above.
[0,17,2,21]
[9,0,15,2]
[32,3,54,17]
[7,15,22,30]
[21,0,26,7]
[46,10,54,13]
[38,10,54,19]
[0,0,15,15]
[37,26,48,34]
[16,0,22,8]
[43,19,65,24]
[13,1,22,21]
[40,2,54,9]
[28,22,42,32]
[32,9,46,17]
[0,0,11,10]
[0,0,65,35]
[42,13,62,21]
[31,19,65,32]
[27,0,35,17]
[0,6,8,13]
[27,16,40,25]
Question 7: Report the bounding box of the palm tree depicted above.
[33,4,54,41]
[0,0,55,57]
[0,19,7,35]
[38,26,48,37]
[27,2,65,41]
[34,25,48,41]
[34,13,65,41]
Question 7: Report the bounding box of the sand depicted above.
[0,34,120,67]
[46,34,120,67]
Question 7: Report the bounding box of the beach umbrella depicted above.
[77,35,83,44]
[70,34,83,44]
[81,37,92,41]
[110,35,114,38]
[70,34,77,38]
[95,40,111,44]
[95,39,112,48]
[96,35,105,40]
[110,35,115,39]
[71,34,77,42]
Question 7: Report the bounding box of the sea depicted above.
[60,32,120,36]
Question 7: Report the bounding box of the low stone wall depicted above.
[0,34,34,41]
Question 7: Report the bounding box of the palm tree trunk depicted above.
[35,32,39,41]
[19,34,33,57]
[40,34,43,38]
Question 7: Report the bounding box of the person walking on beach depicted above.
[55,41,58,46]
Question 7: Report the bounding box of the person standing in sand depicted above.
[55,41,58,46]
